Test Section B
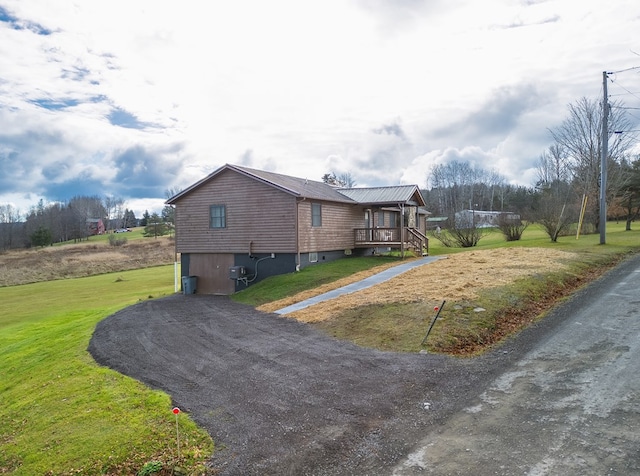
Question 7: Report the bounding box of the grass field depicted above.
[0,266,212,475]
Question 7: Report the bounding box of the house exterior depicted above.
[166,164,429,295]
[87,218,105,235]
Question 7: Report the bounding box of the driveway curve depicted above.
[88,253,640,475]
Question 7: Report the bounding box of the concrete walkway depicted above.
[274,255,445,315]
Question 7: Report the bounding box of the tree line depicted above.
[0,195,163,250]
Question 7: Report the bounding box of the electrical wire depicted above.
[609,65,640,74]
[608,77,640,103]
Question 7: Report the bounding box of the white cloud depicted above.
[0,0,639,218]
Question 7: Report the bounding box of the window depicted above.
[309,252,318,263]
[311,203,322,227]
[210,205,226,228]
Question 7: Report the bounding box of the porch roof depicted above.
[337,185,426,207]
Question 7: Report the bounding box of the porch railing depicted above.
[354,227,428,255]
[354,227,400,243]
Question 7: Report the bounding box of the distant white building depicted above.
[454,210,520,228]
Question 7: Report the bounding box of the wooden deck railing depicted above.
[354,227,400,243]
[353,227,428,255]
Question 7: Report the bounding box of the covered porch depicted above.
[338,185,431,256]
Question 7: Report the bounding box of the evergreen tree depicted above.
[140,210,151,227]
[143,213,169,238]
[31,226,52,247]
[123,209,137,228]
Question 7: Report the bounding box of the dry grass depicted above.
[0,237,176,287]
[267,248,577,323]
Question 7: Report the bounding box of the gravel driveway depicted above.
[88,253,640,475]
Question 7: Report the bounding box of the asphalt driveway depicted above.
[88,253,640,475]
[88,295,501,475]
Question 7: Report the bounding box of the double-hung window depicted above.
[210,205,226,228]
[311,203,322,227]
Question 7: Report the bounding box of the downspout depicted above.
[296,198,303,271]
[400,202,405,259]
[173,205,179,293]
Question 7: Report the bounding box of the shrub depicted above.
[108,234,128,247]
[497,215,529,242]
[432,226,486,248]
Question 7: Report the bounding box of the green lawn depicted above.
[0,266,212,475]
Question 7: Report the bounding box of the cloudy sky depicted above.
[1,0,639,217]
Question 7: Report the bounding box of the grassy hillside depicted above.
[0,266,213,475]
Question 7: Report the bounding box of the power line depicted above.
[609,65,640,74]
[607,76,640,102]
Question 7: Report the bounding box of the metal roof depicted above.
[337,185,426,206]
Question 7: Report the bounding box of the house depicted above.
[166,164,430,295]
[87,218,105,235]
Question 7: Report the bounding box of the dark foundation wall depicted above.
[232,249,367,293]
[181,250,369,295]
[232,253,297,293]
[297,249,366,269]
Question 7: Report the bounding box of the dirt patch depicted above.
[260,248,577,323]
[0,237,175,287]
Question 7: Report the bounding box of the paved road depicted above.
[393,253,640,475]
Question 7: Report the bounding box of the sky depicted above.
[1,0,639,218]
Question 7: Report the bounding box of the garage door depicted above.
[189,253,235,295]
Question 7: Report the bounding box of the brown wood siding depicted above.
[174,169,297,254]
[297,200,363,252]
[189,253,234,294]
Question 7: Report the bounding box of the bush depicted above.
[432,226,486,248]
[497,215,528,242]
[108,234,128,247]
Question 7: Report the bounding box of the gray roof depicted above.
[167,164,426,207]
[231,165,355,203]
[337,185,425,206]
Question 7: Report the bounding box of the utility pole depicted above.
[600,71,609,245]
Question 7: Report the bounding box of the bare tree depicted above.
[549,96,634,231]
[163,187,182,226]
[533,181,579,242]
[337,172,357,188]
[66,196,107,241]
[0,204,23,250]
[322,172,357,188]
[536,144,571,186]
[427,161,508,217]
[103,196,125,231]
